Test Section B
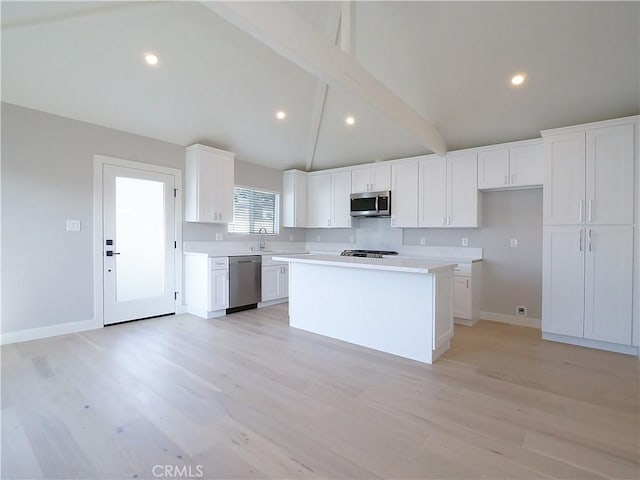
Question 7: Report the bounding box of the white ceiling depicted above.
[2,1,638,171]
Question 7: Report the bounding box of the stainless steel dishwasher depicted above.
[227,255,262,314]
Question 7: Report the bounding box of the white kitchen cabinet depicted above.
[418,153,480,228]
[185,254,229,318]
[390,161,419,228]
[185,144,235,223]
[261,264,289,303]
[331,170,352,228]
[542,225,633,345]
[452,262,482,326]
[351,164,391,193]
[543,123,633,226]
[308,171,352,228]
[282,170,307,228]
[307,173,331,228]
[478,141,543,190]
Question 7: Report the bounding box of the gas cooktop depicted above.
[340,249,399,259]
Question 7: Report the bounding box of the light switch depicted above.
[420,237,426,246]
[461,237,468,247]
[510,238,518,248]
[66,220,81,232]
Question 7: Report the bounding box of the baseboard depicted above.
[480,311,541,329]
[454,317,478,327]
[1,318,102,345]
[258,298,288,308]
[542,332,639,356]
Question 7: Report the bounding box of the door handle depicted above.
[579,200,584,223]
[579,230,583,252]
[588,199,593,223]
[588,229,592,252]
[504,175,508,185]
[106,251,120,256]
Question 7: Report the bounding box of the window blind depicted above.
[228,187,278,235]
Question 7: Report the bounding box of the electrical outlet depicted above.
[516,306,527,317]
[419,237,426,246]
[510,238,518,248]
[66,220,81,232]
[461,237,468,247]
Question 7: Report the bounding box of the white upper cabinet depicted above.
[418,155,447,227]
[447,152,480,227]
[351,164,391,192]
[282,170,307,228]
[585,124,634,225]
[391,161,419,228]
[331,170,352,228]
[543,122,634,226]
[478,141,543,190]
[307,173,331,228]
[185,144,235,223]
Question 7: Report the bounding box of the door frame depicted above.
[93,155,184,327]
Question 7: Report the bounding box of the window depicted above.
[228,186,279,235]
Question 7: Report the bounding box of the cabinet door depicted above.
[584,226,633,344]
[391,162,419,228]
[351,167,371,193]
[371,164,391,191]
[542,226,585,337]
[283,171,307,228]
[279,265,289,298]
[478,148,509,189]
[331,171,352,228]
[216,156,235,224]
[307,173,331,228]
[586,124,634,225]
[261,265,280,302]
[447,152,479,227]
[510,143,543,187]
[209,269,229,311]
[543,132,586,225]
[453,276,472,319]
[418,156,447,227]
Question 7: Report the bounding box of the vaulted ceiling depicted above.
[2,1,638,171]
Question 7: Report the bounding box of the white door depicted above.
[585,124,634,225]
[210,268,229,311]
[447,152,478,227]
[307,173,331,227]
[370,164,392,191]
[542,226,585,337]
[510,143,543,187]
[478,148,509,189]
[418,156,447,227]
[103,164,176,325]
[351,167,371,193]
[543,131,586,225]
[584,226,633,344]
[391,161,419,228]
[331,170,352,228]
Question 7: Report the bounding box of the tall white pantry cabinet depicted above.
[541,117,638,354]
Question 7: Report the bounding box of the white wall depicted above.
[306,189,543,319]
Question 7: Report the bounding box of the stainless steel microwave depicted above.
[350,191,391,217]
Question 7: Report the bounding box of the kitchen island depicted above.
[273,254,456,364]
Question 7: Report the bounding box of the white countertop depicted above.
[273,254,457,274]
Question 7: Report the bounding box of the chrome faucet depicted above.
[257,227,268,251]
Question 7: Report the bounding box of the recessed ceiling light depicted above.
[345,116,355,125]
[145,53,159,66]
[511,73,525,86]
[276,110,286,120]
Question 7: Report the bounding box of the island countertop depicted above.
[273,254,457,274]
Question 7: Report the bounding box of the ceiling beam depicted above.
[305,4,342,172]
[203,1,447,155]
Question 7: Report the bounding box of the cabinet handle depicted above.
[588,199,593,223]
[327,219,331,227]
[504,175,508,185]
[466,279,469,288]
[511,173,516,184]
[579,229,583,252]
[588,229,592,252]
[441,216,445,225]
[579,200,584,223]
[447,216,451,225]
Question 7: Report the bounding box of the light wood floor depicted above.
[2,304,638,479]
